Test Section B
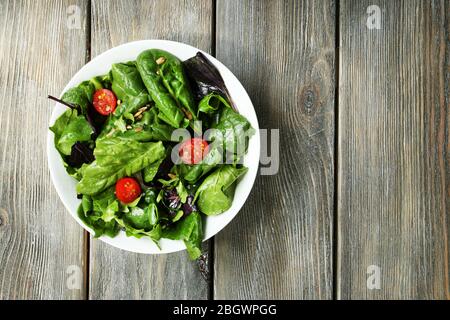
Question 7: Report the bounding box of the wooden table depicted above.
[0,0,448,300]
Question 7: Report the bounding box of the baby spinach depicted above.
[102,107,175,142]
[77,138,165,195]
[198,93,231,116]
[50,109,93,156]
[136,49,195,128]
[61,87,90,114]
[111,62,147,102]
[162,212,203,259]
[195,165,248,215]
[132,107,174,141]
[123,203,159,230]
[143,158,164,183]
[78,190,121,238]
[175,147,223,184]
[116,217,162,243]
[211,107,255,160]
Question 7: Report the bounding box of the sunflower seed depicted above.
[156,57,166,65]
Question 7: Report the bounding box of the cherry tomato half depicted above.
[93,89,117,115]
[179,138,209,165]
[115,177,142,204]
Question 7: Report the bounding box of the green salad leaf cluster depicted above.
[51,49,254,259]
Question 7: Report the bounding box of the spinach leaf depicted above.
[87,74,112,92]
[78,81,95,103]
[61,87,90,114]
[175,147,223,183]
[153,50,196,118]
[136,49,195,128]
[210,107,255,160]
[78,185,162,242]
[76,139,165,195]
[143,157,164,183]
[131,107,174,141]
[67,162,89,181]
[103,106,176,142]
[194,165,248,215]
[143,188,158,204]
[123,203,159,230]
[162,212,203,260]
[77,190,121,238]
[89,187,121,225]
[111,93,150,119]
[50,109,93,156]
[116,217,162,243]
[111,62,147,102]
[198,93,231,116]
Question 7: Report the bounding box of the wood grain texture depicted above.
[214,0,336,299]
[338,0,450,299]
[0,0,88,299]
[88,0,212,300]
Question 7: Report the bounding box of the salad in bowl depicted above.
[48,40,258,258]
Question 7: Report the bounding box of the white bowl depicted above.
[47,40,260,254]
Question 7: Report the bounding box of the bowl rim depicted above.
[47,39,260,254]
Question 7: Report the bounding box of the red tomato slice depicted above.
[179,138,209,165]
[93,89,117,115]
[115,177,142,204]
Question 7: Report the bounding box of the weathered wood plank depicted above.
[338,0,449,299]
[89,0,212,299]
[0,0,88,299]
[214,0,335,299]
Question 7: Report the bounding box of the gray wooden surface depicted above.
[214,0,335,299]
[0,0,448,300]
[338,0,449,299]
[0,0,88,299]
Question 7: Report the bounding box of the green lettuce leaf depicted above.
[77,190,121,238]
[143,158,164,183]
[194,165,248,215]
[111,61,147,102]
[123,203,159,230]
[198,93,231,116]
[162,212,203,259]
[115,217,162,243]
[175,147,223,183]
[50,109,93,156]
[61,87,90,114]
[136,49,195,128]
[210,107,254,160]
[76,138,165,195]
